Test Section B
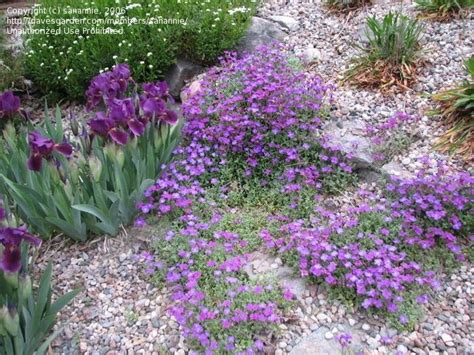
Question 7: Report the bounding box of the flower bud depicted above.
[4,271,19,289]
[69,112,79,136]
[116,150,125,168]
[19,273,32,300]
[2,305,19,336]
[88,156,103,182]
[129,136,138,149]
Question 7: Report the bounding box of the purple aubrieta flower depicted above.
[0,91,21,118]
[27,131,73,171]
[0,208,41,273]
[336,333,352,348]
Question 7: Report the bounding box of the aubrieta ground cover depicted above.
[136,45,474,353]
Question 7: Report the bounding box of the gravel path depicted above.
[33,1,473,354]
[36,230,182,355]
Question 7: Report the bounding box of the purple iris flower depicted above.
[85,64,131,109]
[142,81,171,101]
[27,132,73,171]
[140,97,166,119]
[0,91,21,118]
[159,109,178,125]
[88,113,129,145]
[0,208,41,273]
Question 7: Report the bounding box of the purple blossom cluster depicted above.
[137,45,346,352]
[385,171,473,258]
[136,44,473,351]
[27,131,73,171]
[86,64,177,145]
[0,91,20,119]
[145,211,287,353]
[262,169,473,316]
[140,45,352,219]
[0,206,41,273]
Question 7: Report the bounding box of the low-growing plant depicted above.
[325,0,372,11]
[263,170,473,327]
[345,12,424,90]
[366,111,420,164]
[0,65,182,241]
[135,45,360,352]
[415,0,473,19]
[24,0,257,101]
[0,205,79,354]
[433,56,474,162]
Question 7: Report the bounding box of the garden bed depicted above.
[1,0,473,354]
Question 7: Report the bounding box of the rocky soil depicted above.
[31,1,473,354]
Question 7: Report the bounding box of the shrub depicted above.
[345,12,424,89]
[24,0,257,101]
[0,65,181,241]
[0,205,79,353]
[325,0,372,11]
[433,56,474,162]
[415,0,473,19]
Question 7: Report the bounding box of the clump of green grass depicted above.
[345,12,424,90]
[415,0,473,20]
[433,57,474,163]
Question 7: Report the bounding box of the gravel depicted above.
[31,1,473,354]
[35,230,184,354]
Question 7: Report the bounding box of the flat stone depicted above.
[180,77,202,103]
[381,161,413,179]
[441,333,453,344]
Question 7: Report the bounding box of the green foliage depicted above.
[415,0,473,17]
[433,56,474,161]
[362,12,424,66]
[0,246,79,354]
[24,0,257,100]
[0,17,24,91]
[151,204,292,352]
[345,12,424,88]
[0,110,181,241]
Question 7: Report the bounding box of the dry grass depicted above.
[344,58,422,91]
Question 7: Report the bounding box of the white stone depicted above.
[441,333,453,343]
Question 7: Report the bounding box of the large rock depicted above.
[237,17,286,54]
[269,15,299,32]
[164,59,203,99]
[323,120,375,170]
[289,326,366,355]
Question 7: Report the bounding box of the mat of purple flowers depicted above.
[135,45,473,354]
